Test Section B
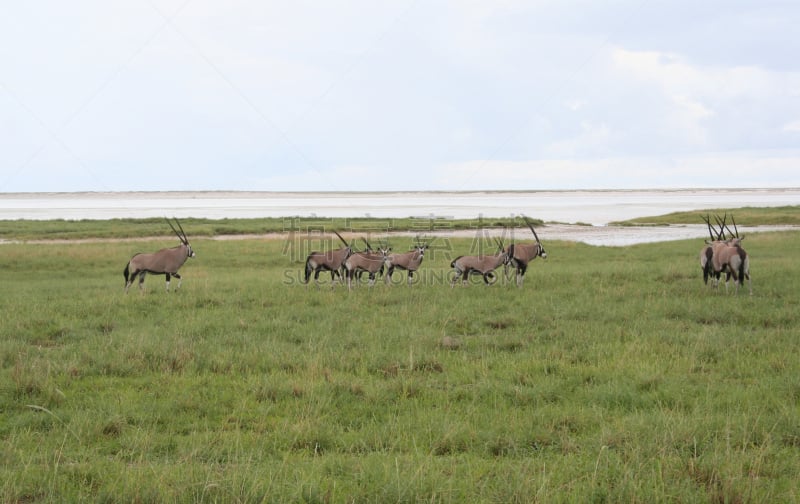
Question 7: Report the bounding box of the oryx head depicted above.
[493,237,513,264]
[378,239,393,256]
[523,215,547,259]
[166,217,195,258]
[413,235,431,255]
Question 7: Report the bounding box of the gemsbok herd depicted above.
[122,214,752,295]
[301,215,547,289]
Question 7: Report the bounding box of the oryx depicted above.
[123,218,196,293]
[699,214,726,286]
[343,245,389,290]
[505,216,547,287]
[711,216,752,295]
[450,239,513,287]
[303,231,352,287]
[384,236,429,286]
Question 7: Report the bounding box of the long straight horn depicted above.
[523,215,541,243]
[731,215,739,238]
[713,214,726,240]
[333,230,349,248]
[174,217,189,243]
[493,236,505,252]
[166,218,187,244]
[702,214,715,241]
[723,222,736,240]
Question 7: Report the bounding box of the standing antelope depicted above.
[711,216,752,295]
[450,240,513,287]
[303,231,352,287]
[343,246,389,290]
[506,216,547,287]
[123,218,196,293]
[699,214,726,286]
[384,237,429,286]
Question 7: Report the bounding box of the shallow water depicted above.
[1,189,797,246]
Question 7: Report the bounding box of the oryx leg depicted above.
[450,269,462,288]
[165,273,171,292]
[407,271,414,286]
[138,271,147,291]
[172,272,182,290]
[125,273,137,294]
[516,263,527,287]
[124,271,138,294]
[744,257,752,296]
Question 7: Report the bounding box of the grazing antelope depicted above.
[343,246,389,290]
[384,237,429,286]
[303,231,352,287]
[123,218,196,293]
[506,216,547,287]
[450,240,513,287]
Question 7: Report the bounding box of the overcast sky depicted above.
[1,1,799,193]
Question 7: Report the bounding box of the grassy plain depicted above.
[1,211,799,502]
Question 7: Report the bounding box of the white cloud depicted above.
[564,99,587,112]
[783,121,800,133]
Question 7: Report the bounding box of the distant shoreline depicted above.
[2,188,799,224]
[1,187,798,198]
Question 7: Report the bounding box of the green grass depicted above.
[613,205,800,226]
[0,216,536,242]
[1,218,799,502]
